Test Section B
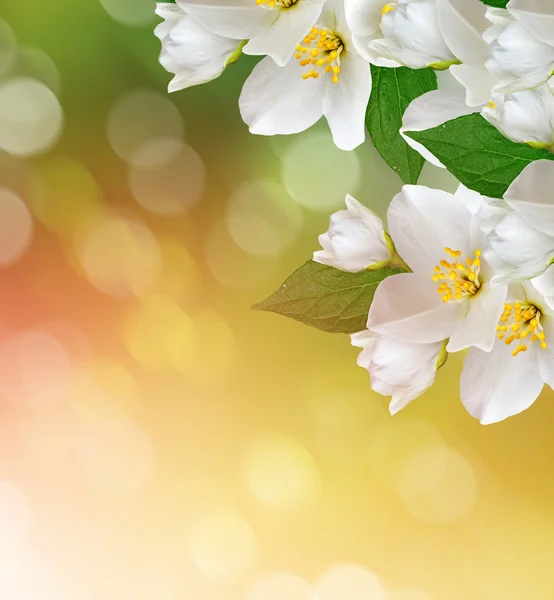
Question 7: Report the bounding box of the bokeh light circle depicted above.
[242,433,320,510]
[368,419,445,490]
[245,572,315,600]
[315,564,387,600]
[99,0,157,26]
[186,507,259,581]
[0,329,72,409]
[0,77,63,156]
[107,89,184,165]
[396,445,478,522]
[77,215,162,297]
[0,482,32,555]
[390,589,434,600]
[281,131,361,211]
[129,139,206,216]
[76,417,156,495]
[225,179,303,258]
[0,188,33,266]
[0,18,17,78]
[11,46,61,94]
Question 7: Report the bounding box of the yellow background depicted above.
[0,1,553,598]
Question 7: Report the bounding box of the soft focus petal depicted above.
[387,185,472,275]
[401,87,480,167]
[243,1,324,66]
[447,282,507,352]
[322,51,372,151]
[350,330,379,370]
[504,160,554,237]
[367,273,463,344]
[461,341,544,424]
[344,0,384,37]
[239,56,324,136]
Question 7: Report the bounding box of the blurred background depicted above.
[0,1,554,598]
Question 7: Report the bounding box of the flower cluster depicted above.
[155,0,554,152]
[316,159,554,424]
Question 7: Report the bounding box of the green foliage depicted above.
[479,0,508,7]
[406,113,554,198]
[366,65,437,184]
[253,260,406,334]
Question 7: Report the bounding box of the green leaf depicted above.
[253,260,406,334]
[406,113,554,198]
[479,0,508,7]
[366,65,437,185]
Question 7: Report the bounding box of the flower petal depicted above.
[322,51,372,151]
[178,0,270,39]
[243,1,324,67]
[538,313,554,388]
[509,0,554,47]
[401,87,480,167]
[490,211,554,280]
[344,0,385,38]
[239,56,324,136]
[436,0,489,65]
[367,272,463,344]
[461,341,544,424]
[449,63,497,107]
[504,160,554,237]
[447,282,507,352]
[387,184,472,275]
[314,195,390,271]
[531,264,554,310]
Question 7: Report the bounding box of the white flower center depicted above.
[255,0,298,9]
[432,247,482,303]
[497,301,548,356]
[295,27,344,83]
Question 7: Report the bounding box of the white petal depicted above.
[449,64,497,107]
[531,265,554,310]
[387,185,472,275]
[313,195,390,271]
[436,0,489,65]
[538,314,554,388]
[367,272,464,344]
[454,184,484,215]
[401,87,480,167]
[168,60,227,91]
[509,0,554,47]
[178,0,270,39]
[350,330,379,370]
[322,51,372,151]
[344,0,385,38]
[504,160,554,237]
[461,341,544,424]
[243,1,324,67]
[490,211,554,278]
[239,56,324,136]
[447,282,507,352]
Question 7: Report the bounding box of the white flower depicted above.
[239,0,372,151]
[482,79,554,149]
[155,3,244,92]
[484,2,554,94]
[487,160,554,288]
[345,0,486,71]
[180,0,326,67]
[401,80,554,167]
[367,184,507,352]
[313,195,394,272]
[461,279,554,424]
[351,330,447,415]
